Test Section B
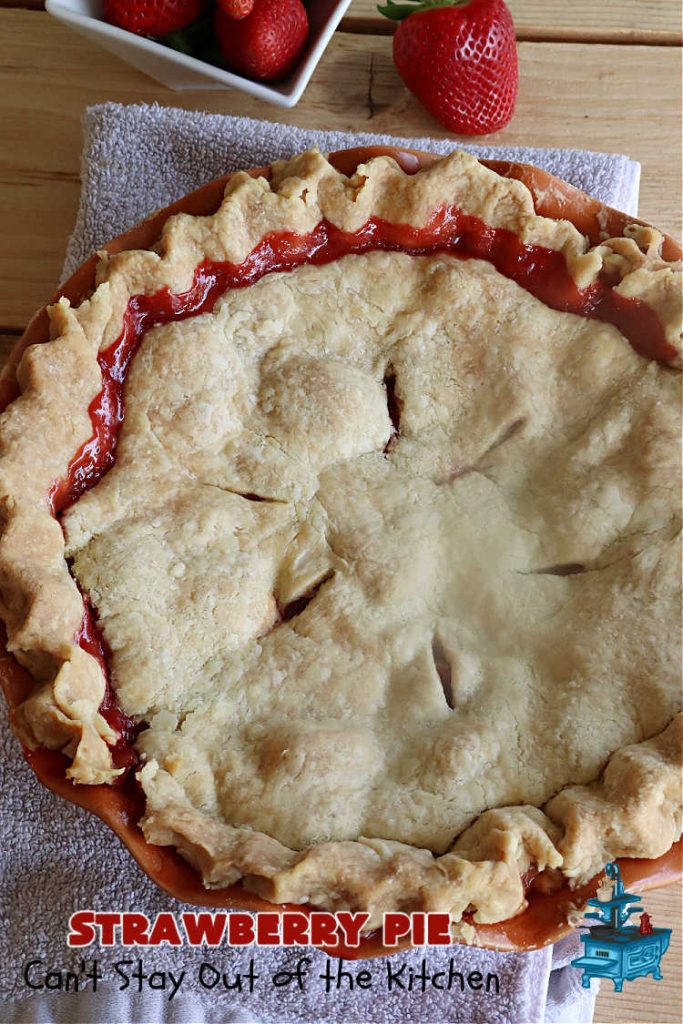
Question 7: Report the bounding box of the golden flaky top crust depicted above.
[0,150,681,928]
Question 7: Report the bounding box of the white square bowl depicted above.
[45,0,352,105]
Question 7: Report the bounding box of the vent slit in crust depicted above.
[529,563,587,577]
[488,417,526,451]
[431,636,455,710]
[439,418,526,484]
[236,492,279,503]
[278,570,336,622]
[208,486,286,505]
[383,366,401,452]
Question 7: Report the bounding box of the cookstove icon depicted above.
[571,862,671,992]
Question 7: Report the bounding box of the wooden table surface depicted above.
[1,3,681,1021]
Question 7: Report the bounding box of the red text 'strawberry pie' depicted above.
[0,149,681,938]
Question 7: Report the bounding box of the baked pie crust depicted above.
[0,149,681,931]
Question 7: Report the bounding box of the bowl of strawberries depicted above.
[45,0,352,105]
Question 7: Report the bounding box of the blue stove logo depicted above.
[571,862,671,993]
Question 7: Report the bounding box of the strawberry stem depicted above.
[377,0,467,21]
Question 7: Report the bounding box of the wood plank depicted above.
[2,0,681,41]
[347,0,683,43]
[595,881,682,1024]
[1,9,681,328]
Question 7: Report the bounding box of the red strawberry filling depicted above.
[75,603,140,775]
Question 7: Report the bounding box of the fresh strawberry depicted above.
[218,0,256,19]
[378,0,518,135]
[103,0,208,37]
[215,0,309,81]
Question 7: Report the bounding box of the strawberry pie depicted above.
[0,150,681,930]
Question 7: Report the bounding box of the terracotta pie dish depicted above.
[0,146,680,958]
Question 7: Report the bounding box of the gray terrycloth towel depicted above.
[0,101,629,1024]
[62,101,641,278]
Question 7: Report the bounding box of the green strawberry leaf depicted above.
[160,10,214,58]
[378,0,466,20]
[376,0,418,21]
[162,29,196,55]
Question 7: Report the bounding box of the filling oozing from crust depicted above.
[60,249,681,856]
